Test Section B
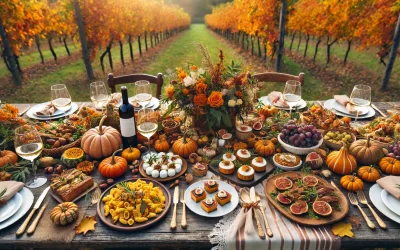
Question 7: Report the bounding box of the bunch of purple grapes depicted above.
[388,141,400,160]
[279,120,322,148]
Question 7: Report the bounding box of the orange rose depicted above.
[235,91,243,98]
[182,88,190,95]
[196,82,207,94]
[178,71,187,81]
[166,85,175,98]
[194,94,207,107]
[207,91,224,108]
[191,65,198,71]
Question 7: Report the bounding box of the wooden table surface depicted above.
[1,102,400,249]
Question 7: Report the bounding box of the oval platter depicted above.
[138,157,188,182]
[97,178,171,231]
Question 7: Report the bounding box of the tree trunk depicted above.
[63,36,70,56]
[271,42,277,62]
[257,36,261,57]
[119,40,124,66]
[304,34,310,58]
[144,31,148,51]
[289,32,296,51]
[313,38,321,62]
[108,42,113,70]
[382,12,400,90]
[264,42,267,61]
[297,33,302,52]
[73,0,94,80]
[35,35,44,64]
[14,54,22,73]
[138,35,142,56]
[251,36,254,56]
[246,34,250,51]
[0,22,21,84]
[48,37,57,61]
[128,35,134,62]
[100,47,108,73]
[276,0,287,72]
[241,32,245,49]
[150,32,154,48]
[326,37,337,65]
[344,40,352,65]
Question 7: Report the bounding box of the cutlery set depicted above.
[348,191,386,229]
[170,186,187,230]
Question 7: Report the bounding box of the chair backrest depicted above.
[107,73,164,98]
[251,72,304,86]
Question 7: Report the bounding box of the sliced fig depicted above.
[222,133,232,140]
[253,121,263,131]
[290,200,309,215]
[274,177,293,190]
[312,200,332,216]
[218,129,227,137]
[277,193,293,204]
[303,176,318,187]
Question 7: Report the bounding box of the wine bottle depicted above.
[119,86,138,149]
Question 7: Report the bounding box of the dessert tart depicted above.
[201,198,217,213]
[236,149,251,162]
[274,153,301,167]
[222,152,236,162]
[251,156,267,172]
[204,180,219,193]
[189,153,199,164]
[215,190,232,206]
[193,162,208,176]
[191,187,206,202]
[218,160,235,175]
[237,165,255,181]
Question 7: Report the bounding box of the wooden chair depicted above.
[107,73,164,99]
[251,72,305,86]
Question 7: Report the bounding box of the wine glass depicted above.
[350,84,371,122]
[137,108,158,160]
[14,125,47,188]
[135,80,152,109]
[283,80,302,117]
[51,84,72,117]
[90,81,111,111]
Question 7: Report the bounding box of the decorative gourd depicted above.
[379,157,400,175]
[340,175,364,192]
[357,166,381,182]
[349,136,384,165]
[50,202,79,226]
[81,116,122,159]
[326,146,357,175]
[254,139,275,157]
[172,134,198,158]
[98,149,128,178]
[0,150,18,168]
[258,105,278,118]
[76,161,95,175]
[154,139,170,152]
[61,148,85,168]
[121,147,141,162]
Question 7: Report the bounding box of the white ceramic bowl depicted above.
[272,154,303,171]
[277,136,323,155]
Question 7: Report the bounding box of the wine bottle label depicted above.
[120,117,136,137]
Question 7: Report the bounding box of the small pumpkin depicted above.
[61,148,85,168]
[121,147,141,162]
[81,116,122,159]
[0,150,18,168]
[326,145,357,175]
[254,139,275,157]
[172,134,198,158]
[258,105,278,118]
[379,157,400,175]
[340,174,364,192]
[357,166,380,182]
[50,202,79,226]
[349,136,384,165]
[99,149,128,178]
[154,139,170,152]
[197,135,209,146]
[76,161,95,175]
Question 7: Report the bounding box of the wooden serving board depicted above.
[264,172,349,226]
[138,157,188,182]
[51,182,98,204]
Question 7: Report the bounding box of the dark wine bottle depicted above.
[119,86,138,149]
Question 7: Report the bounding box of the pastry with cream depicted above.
[237,165,255,181]
[218,160,235,175]
[215,190,232,206]
[251,156,267,172]
[222,152,236,162]
[236,149,251,162]
[204,180,219,193]
[190,187,206,202]
[201,198,217,213]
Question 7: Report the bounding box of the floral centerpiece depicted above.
[0,104,27,149]
[162,45,259,130]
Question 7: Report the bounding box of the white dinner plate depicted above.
[184,180,239,218]
[324,99,375,119]
[0,193,22,223]
[116,97,160,110]
[333,100,369,116]
[0,187,34,230]
[381,189,400,217]
[27,102,79,120]
[259,96,307,110]
[369,184,400,224]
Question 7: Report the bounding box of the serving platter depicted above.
[265,172,349,226]
[51,183,98,204]
[0,192,22,223]
[97,178,171,231]
[138,157,188,182]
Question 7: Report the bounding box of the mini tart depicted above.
[189,153,199,163]
[193,162,208,176]
[237,165,255,181]
[218,160,235,175]
[251,156,267,172]
[223,152,236,162]
[204,180,219,193]
[215,190,232,206]
[274,153,301,167]
[191,187,206,202]
[201,198,217,213]
[236,149,251,162]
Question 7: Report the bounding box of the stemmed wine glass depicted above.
[14,125,47,188]
[350,84,371,122]
[90,81,111,111]
[135,80,152,109]
[137,108,158,160]
[283,80,302,117]
[51,84,72,117]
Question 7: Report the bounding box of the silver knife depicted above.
[371,104,387,117]
[18,105,31,116]
[16,186,50,236]
[250,187,265,239]
[170,186,179,230]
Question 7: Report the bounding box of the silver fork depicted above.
[357,190,386,229]
[348,192,375,229]
[180,189,187,229]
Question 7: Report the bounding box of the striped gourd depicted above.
[326,146,357,175]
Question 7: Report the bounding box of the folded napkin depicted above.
[377,176,400,199]
[333,95,358,115]
[35,103,57,116]
[268,91,288,108]
[109,93,122,105]
[0,181,24,206]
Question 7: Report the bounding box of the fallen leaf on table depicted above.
[346,215,361,229]
[75,216,96,235]
[332,222,354,238]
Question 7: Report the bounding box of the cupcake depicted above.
[223,152,236,162]
[215,190,232,206]
[237,165,255,181]
[251,156,267,172]
[236,149,251,162]
[193,162,208,176]
[218,160,235,175]
[191,187,206,202]
[204,180,219,193]
[201,198,217,213]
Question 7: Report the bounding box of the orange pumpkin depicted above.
[340,175,364,192]
[379,157,400,175]
[0,150,18,168]
[98,149,128,178]
[81,116,122,159]
[172,134,198,158]
[349,136,384,165]
[121,147,141,162]
[357,166,380,182]
[254,140,275,157]
[326,146,357,175]
[258,105,278,117]
[154,139,170,152]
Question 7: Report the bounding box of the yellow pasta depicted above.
[123,210,130,220]
[128,218,134,226]
[119,217,128,225]
[147,212,156,219]
[104,205,110,216]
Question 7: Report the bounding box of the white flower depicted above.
[190,71,198,79]
[228,99,236,107]
[236,99,243,105]
[198,68,205,75]
[183,76,195,87]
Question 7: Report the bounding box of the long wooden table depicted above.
[1,102,400,249]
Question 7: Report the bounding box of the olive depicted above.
[106,178,114,185]
[47,166,54,174]
[56,165,63,174]
[99,183,108,189]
